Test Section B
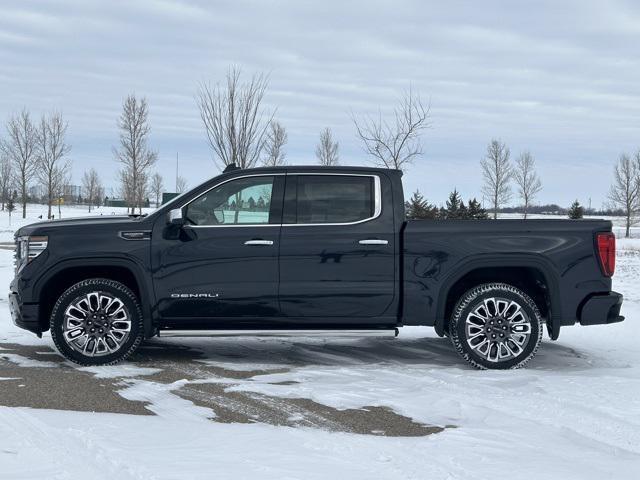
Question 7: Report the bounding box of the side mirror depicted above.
[168,208,184,226]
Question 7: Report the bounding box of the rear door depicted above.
[278,173,396,321]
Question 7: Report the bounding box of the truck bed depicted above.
[401,219,614,336]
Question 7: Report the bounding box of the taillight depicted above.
[596,232,615,277]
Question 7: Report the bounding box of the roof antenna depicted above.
[223,163,241,173]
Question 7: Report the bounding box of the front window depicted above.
[184,176,274,226]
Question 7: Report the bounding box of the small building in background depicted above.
[162,192,181,204]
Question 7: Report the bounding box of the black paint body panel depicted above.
[8,165,623,339]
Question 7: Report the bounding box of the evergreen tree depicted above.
[444,189,466,219]
[6,191,15,226]
[467,198,489,219]
[568,200,584,219]
[405,190,438,219]
[6,194,15,214]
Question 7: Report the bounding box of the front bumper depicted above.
[8,291,42,337]
[579,292,624,326]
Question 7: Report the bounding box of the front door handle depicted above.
[244,239,274,246]
[358,239,389,245]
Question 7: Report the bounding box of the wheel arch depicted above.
[34,257,155,338]
[435,255,561,339]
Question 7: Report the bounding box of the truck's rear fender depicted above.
[32,257,156,338]
[434,254,562,339]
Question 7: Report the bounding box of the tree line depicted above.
[2,64,638,236]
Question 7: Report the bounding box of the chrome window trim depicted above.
[179,172,381,228]
[181,173,282,229]
[283,173,381,227]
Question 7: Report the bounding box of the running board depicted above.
[157,328,399,338]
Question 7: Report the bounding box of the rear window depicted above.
[295,175,375,224]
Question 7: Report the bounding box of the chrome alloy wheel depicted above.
[62,291,132,357]
[464,296,532,363]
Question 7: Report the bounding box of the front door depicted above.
[152,174,284,326]
[278,173,397,322]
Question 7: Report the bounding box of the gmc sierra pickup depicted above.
[9,165,624,369]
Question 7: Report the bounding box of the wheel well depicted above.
[38,266,141,331]
[443,267,551,331]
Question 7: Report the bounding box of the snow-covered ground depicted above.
[1,206,639,479]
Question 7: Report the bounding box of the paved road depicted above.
[0,337,453,437]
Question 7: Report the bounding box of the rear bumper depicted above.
[579,292,624,326]
[8,291,42,336]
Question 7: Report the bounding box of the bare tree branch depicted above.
[608,152,640,238]
[0,149,12,211]
[513,151,542,219]
[36,112,71,219]
[113,95,157,214]
[197,66,273,170]
[481,139,512,219]
[82,168,102,213]
[150,172,164,206]
[262,120,287,166]
[1,109,38,218]
[315,127,339,166]
[176,176,188,193]
[352,87,430,171]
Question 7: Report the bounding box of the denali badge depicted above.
[171,293,220,299]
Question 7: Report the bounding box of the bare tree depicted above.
[262,120,287,166]
[352,87,430,171]
[82,168,102,213]
[197,66,273,170]
[113,95,157,214]
[150,172,164,206]
[0,150,11,211]
[513,151,542,219]
[36,112,71,219]
[1,109,38,218]
[176,176,188,193]
[315,127,340,166]
[52,166,70,219]
[481,139,512,219]
[608,152,640,238]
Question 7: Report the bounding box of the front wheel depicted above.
[449,283,543,370]
[50,278,144,366]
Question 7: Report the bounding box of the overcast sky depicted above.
[1,0,639,208]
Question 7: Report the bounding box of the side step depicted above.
[158,328,399,338]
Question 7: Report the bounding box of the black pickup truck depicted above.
[9,165,623,369]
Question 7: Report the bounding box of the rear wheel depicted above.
[449,283,543,369]
[50,278,144,366]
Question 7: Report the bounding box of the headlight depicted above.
[15,235,48,271]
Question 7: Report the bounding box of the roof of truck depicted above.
[229,165,402,175]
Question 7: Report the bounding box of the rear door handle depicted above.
[244,239,274,246]
[358,239,389,245]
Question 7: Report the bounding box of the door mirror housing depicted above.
[168,208,184,226]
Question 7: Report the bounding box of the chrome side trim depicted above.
[282,174,381,227]
[118,230,151,241]
[158,329,399,338]
[244,239,274,246]
[359,239,389,245]
[178,172,382,228]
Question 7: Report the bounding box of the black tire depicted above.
[449,283,543,370]
[50,278,144,366]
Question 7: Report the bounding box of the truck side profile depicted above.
[9,166,624,369]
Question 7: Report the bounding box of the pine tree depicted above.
[405,190,438,219]
[467,198,489,219]
[568,200,584,219]
[444,189,466,219]
[6,191,15,226]
[6,194,15,214]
